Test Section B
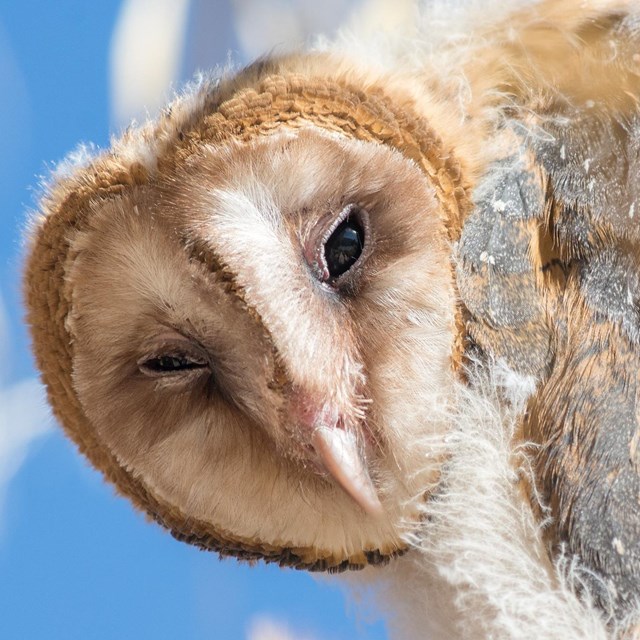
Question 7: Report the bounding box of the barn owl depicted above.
[23,0,640,637]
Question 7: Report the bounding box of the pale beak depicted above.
[312,426,384,517]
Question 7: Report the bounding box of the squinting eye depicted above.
[140,354,208,376]
[324,216,365,279]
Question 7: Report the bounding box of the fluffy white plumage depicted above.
[347,363,633,639]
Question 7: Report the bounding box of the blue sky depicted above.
[0,2,387,638]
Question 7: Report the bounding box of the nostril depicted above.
[288,390,341,438]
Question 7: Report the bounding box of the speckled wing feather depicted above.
[457,8,640,611]
[528,106,640,610]
[457,141,551,378]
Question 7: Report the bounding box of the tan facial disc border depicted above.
[24,68,470,570]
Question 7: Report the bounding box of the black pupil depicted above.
[324,217,365,278]
[144,355,202,372]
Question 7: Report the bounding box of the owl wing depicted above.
[456,7,640,612]
[528,104,640,611]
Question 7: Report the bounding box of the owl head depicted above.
[25,54,470,570]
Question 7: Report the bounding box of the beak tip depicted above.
[360,493,385,518]
[311,425,384,518]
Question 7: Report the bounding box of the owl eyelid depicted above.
[137,335,211,377]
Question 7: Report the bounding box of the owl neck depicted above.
[340,366,612,640]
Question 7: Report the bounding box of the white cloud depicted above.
[231,0,353,61]
[0,295,52,529]
[110,0,191,127]
[108,0,358,129]
[246,615,319,640]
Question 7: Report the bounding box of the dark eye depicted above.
[324,216,365,279]
[139,354,208,376]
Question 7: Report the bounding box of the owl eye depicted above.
[324,215,365,279]
[139,353,208,376]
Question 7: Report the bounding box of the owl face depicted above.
[63,125,457,566]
